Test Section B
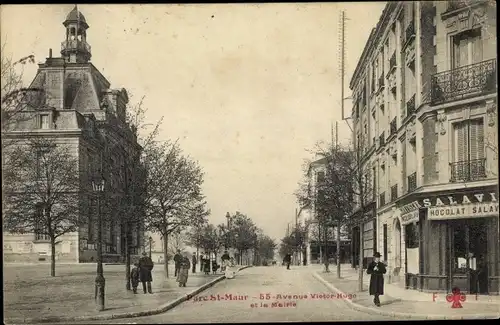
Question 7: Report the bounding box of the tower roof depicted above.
[63,6,89,29]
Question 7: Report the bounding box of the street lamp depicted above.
[92,179,105,312]
[149,236,152,258]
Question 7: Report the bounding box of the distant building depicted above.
[3,7,144,263]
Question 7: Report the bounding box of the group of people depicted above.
[129,249,239,294]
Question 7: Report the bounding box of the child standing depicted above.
[130,262,140,294]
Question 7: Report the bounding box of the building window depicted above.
[39,114,50,129]
[405,223,419,249]
[452,118,485,182]
[88,198,94,243]
[317,171,325,184]
[452,29,482,69]
[34,204,50,241]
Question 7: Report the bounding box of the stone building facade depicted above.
[3,7,144,263]
[349,0,498,294]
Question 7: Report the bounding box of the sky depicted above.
[1,3,386,241]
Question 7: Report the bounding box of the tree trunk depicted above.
[125,223,131,291]
[50,237,56,277]
[324,224,330,272]
[163,233,169,277]
[359,226,364,291]
[336,223,341,279]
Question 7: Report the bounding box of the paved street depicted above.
[68,265,393,324]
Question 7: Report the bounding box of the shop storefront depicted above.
[405,186,499,295]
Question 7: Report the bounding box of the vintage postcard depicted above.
[1,2,498,324]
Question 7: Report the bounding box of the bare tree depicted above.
[167,230,188,257]
[3,137,82,276]
[144,140,209,278]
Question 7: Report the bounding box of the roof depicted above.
[63,6,89,28]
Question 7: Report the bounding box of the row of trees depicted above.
[184,211,277,267]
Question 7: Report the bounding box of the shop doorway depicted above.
[392,220,402,283]
[450,218,489,294]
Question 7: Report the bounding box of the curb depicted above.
[6,265,253,324]
[312,272,499,320]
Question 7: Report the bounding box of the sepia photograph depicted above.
[1,1,498,324]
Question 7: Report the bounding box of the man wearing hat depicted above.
[366,252,386,307]
[138,251,154,294]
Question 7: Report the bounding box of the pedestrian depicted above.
[191,252,197,274]
[177,253,191,287]
[203,253,210,275]
[199,253,204,272]
[173,249,182,277]
[212,255,219,274]
[138,251,154,294]
[130,262,140,294]
[367,252,386,307]
[225,256,236,279]
[283,252,292,270]
[221,251,230,272]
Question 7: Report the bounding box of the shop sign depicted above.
[420,192,497,207]
[428,202,499,220]
[401,211,419,225]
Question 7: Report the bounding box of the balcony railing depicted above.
[430,59,497,105]
[407,172,417,193]
[389,52,396,71]
[447,0,469,11]
[405,20,415,45]
[390,117,397,135]
[450,159,487,182]
[406,94,416,116]
[61,39,91,53]
[391,184,398,202]
[373,136,376,147]
[379,192,386,207]
[379,132,385,147]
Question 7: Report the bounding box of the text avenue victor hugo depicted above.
[190,293,356,308]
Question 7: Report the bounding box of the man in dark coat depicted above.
[173,249,182,277]
[367,252,386,307]
[138,252,154,294]
[191,252,197,274]
[283,253,292,270]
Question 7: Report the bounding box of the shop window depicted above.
[453,223,468,273]
[405,223,419,249]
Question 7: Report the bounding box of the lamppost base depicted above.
[95,275,106,311]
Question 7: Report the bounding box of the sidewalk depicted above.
[4,263,251,324]
[311,263,500,320]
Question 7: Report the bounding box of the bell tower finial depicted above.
[61,5,91,63]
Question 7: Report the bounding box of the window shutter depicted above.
[469,118,484,160]
[471,32,483,64]
[455,121,468,162]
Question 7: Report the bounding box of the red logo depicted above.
[446,287,466,308]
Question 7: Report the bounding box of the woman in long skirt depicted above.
[203,254,210,275]
[176,254,191,287]
[225,257,236,279]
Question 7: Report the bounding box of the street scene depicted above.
[2,2,499,324]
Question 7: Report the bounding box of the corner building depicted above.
[349,1,498,295]
[3,7,145,263]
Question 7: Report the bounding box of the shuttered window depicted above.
[453,118,484,162]
[453,29,483,68]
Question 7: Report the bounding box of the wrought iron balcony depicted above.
[61,39,91,53]
[379,192,386,207]
[373,136,376,147]
[447,0,469,11]
[389,52,396,71]
[379,132,385,147]
[406,94,416,116]
[390,117,397,135]
[407,172,417,193]
[450,159,487,183]
[391,184,398,202]
[405,21,415,45]
[430,59,497,105]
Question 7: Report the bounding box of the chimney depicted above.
[49,48,52,58]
